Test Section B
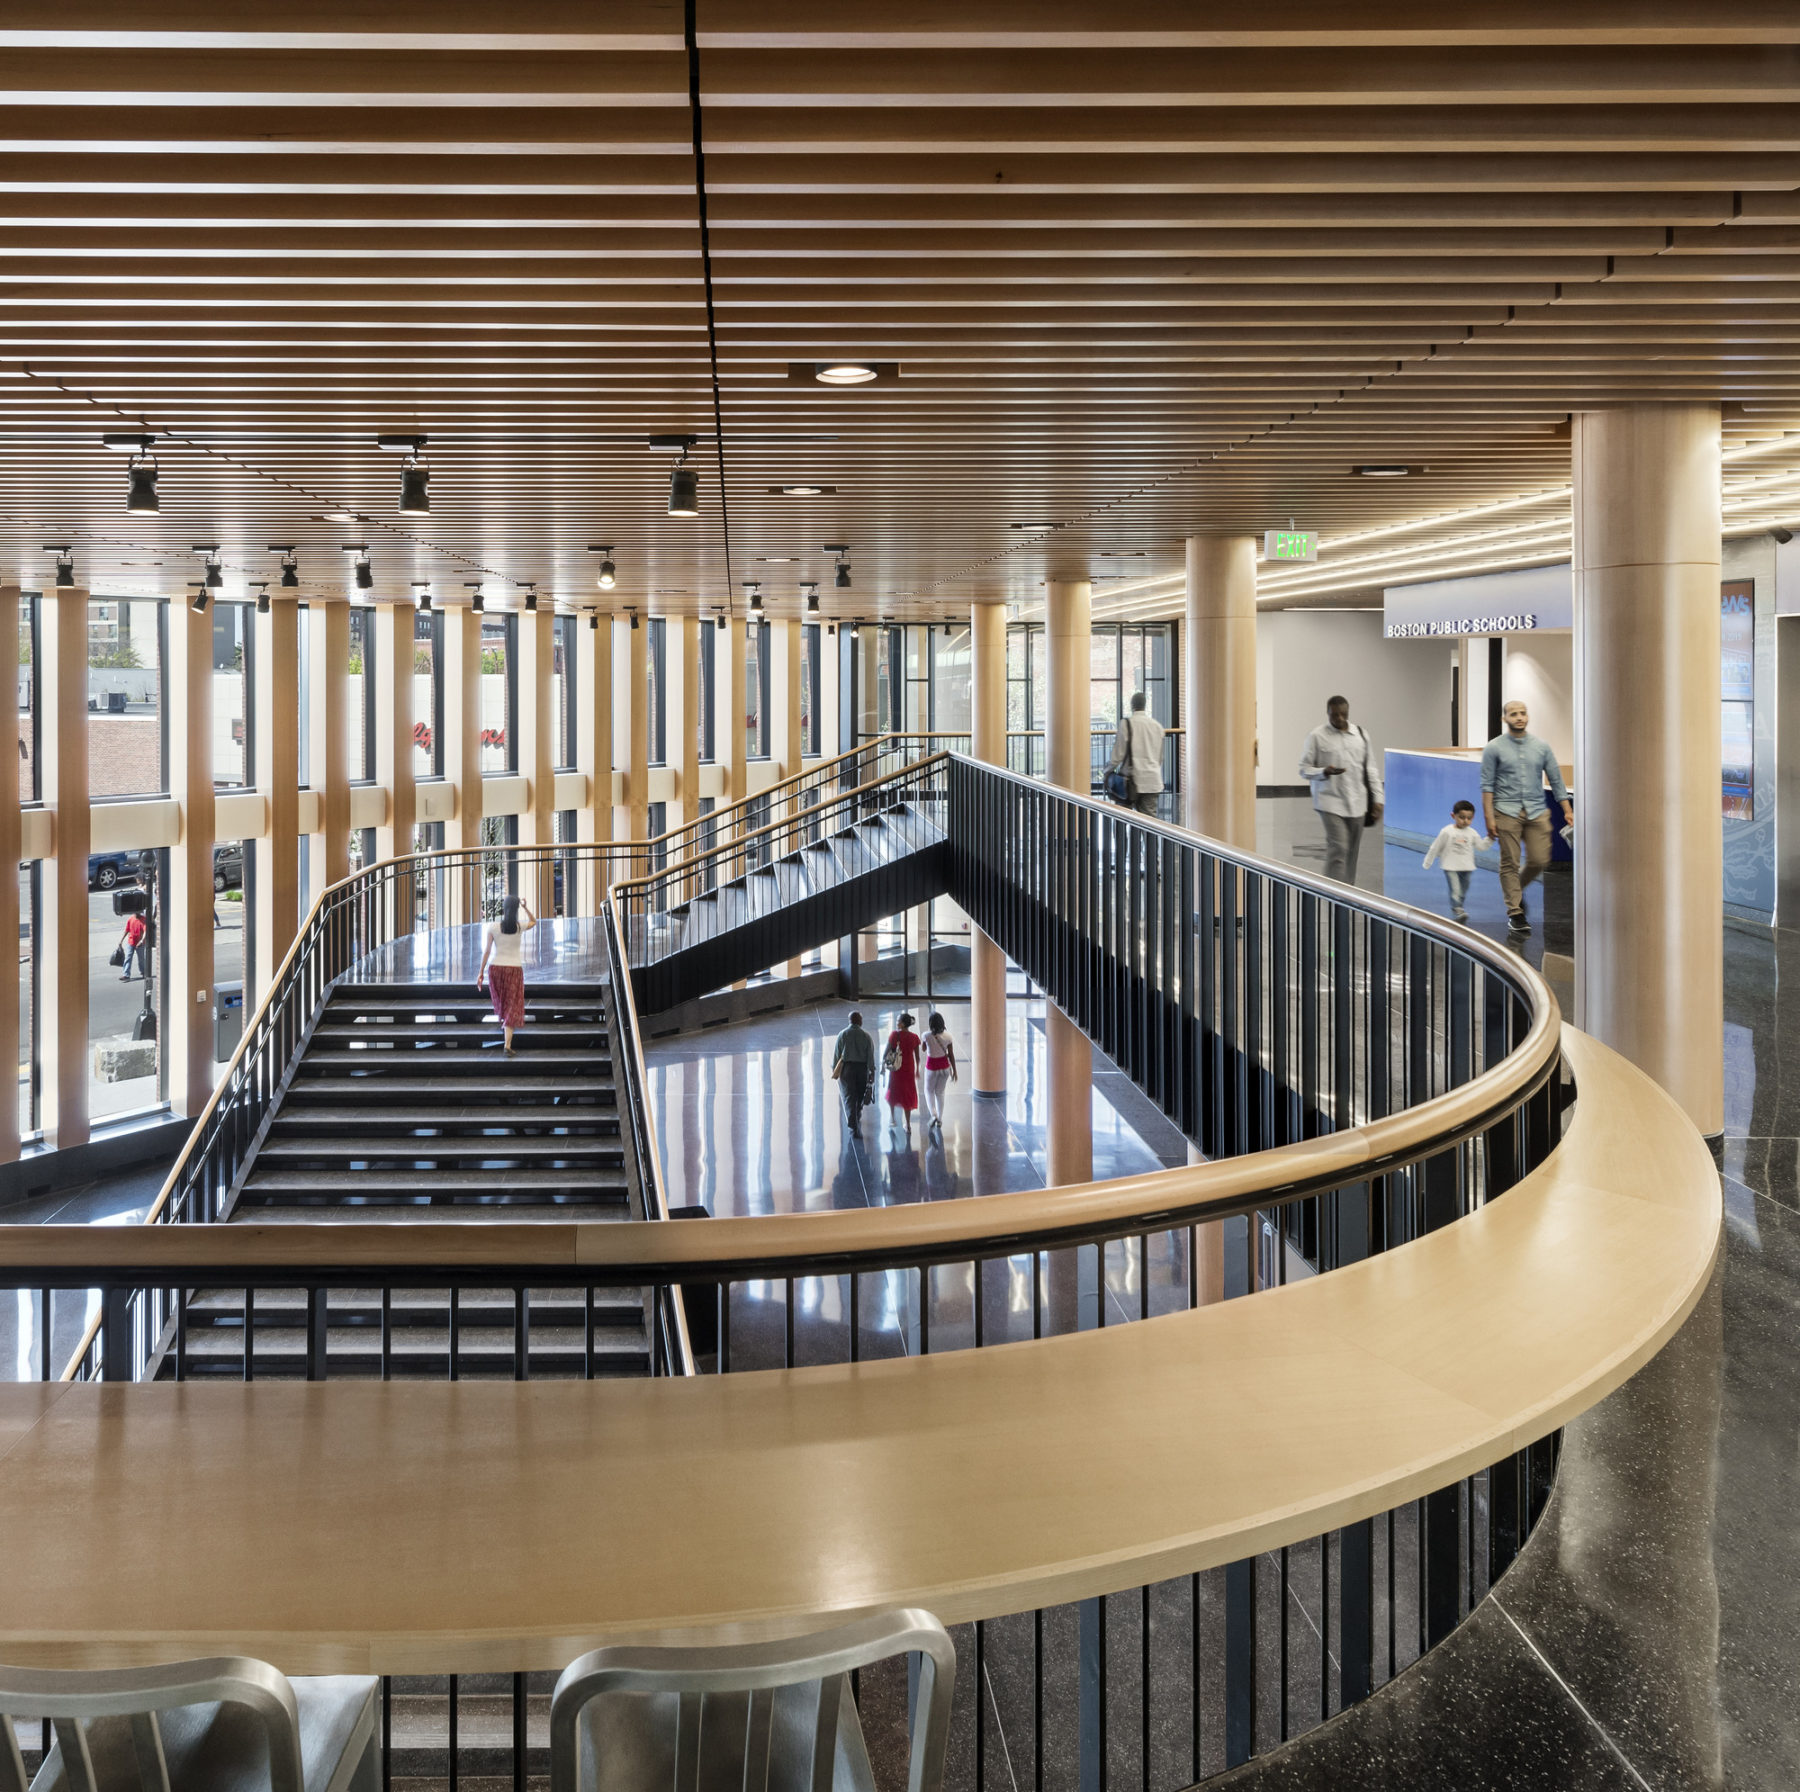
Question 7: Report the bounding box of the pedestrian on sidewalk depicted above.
[1480,700,1574,933]
[476,893,536,1056]
[1422,800,1483,922]
[117,909,147,981]
[921,1012,958,1132]
[1298,695,1384,884]
[1107,691,1166,817]
[830,1009,875,1131]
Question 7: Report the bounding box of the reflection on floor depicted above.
[646,997,1186,1218]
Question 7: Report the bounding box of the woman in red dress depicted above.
[476,893,536,1056]
[884,1011,923,1141]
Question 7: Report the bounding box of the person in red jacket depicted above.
[118,911,148,982]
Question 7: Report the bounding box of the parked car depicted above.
[213,842,244,892]
[87,851,135,892]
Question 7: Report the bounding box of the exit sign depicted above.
[1263,530,1318,562]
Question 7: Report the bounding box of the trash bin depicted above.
[106,690,127,713]
[214,980,244,1062]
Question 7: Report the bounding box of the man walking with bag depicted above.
[1481,698,1574,933]
[1298,695,1383,884]
[1107,690,1165,816]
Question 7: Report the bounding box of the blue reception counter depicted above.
[1382,748,1574,871]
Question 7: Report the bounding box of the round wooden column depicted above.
[1183,534,1259,849]
[1572,401,1723,1137]
[1044,580,1094,1187]
[970,601,1009,1094]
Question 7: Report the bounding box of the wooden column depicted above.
[443,604,484,852]
[1573,401,1724,1137]
[165,598,215,1115]
[0,589,19,1159]
[575,611,614,908]
[620,616,648,842]
[1044,580,1093,1186]
[307,599,351,893]
[1184,534,1259,849]
[516,605,557,915]
[971,601,1008,1094]
[374,602,416,867]
[253,595,300,993]
[39,586,89,1150]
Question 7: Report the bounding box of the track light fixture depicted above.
[802,582,820,614]
[628,609,640,630]
[193,547,224,591]
[826,543,851,590]
[105,434,158,513]
[471,590,484,613]
[251,583,270,615]
[524,585,538,613]
[188,583,209,614]
[716,612,728,632]
[588,609,599,631]
[45,546,73,588]
[668,457,698,517]
[589,545,617,590]
[944,620,953,638]
[1772,526,1795,545]
[356,555,374,592]
[269,545,300,589]
[412,581,433,611]
[745,581,763,612]
[379,435,430,515]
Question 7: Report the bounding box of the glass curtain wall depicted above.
[745,620,770,758]
[553,614,576,769]
[88,598,166,798]
[347,607,374,782]
[799,622,821,755]
[479,613,515,773]
[646,618,666,766]
[414,608,442,779]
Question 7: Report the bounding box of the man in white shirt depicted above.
[1297,695,1384,884]
[1108,691,1165,816]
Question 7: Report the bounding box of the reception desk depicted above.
[1383,747,1574,870]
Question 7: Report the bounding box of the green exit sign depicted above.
[1263,530,1318,562]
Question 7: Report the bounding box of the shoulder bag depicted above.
[1104,716,1134,805]
[1357,724,1380,829]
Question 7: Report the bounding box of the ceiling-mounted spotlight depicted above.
[1353,465,1411,478]
[379,434,430,515]
[668,458,698,517]
[524,585,538,613]
[628,609,640,630]
[344,544,374,591]
[589,545,618,590]
[587,609,599,631]
[943,620,953,638]
[269,544,299,589]
[1772,526,1795,545]
[826,543,851,590]
[802,581,820,614]
[251,582,270,615]
[194,547,224,590]
[744,581,763,612]
[836,562,852,590]
[828,623,836,637]
[187,583,209,615]
[715,612,728,631]
[412,581,433,611]
[104,434,159,514]
[45,545,73,588]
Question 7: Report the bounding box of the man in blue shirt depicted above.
[1480,698,1574,932]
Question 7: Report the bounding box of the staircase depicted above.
[233,982,628,1214]
[628,796,950,1014]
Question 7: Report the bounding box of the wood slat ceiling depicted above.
[2,1,1799,620]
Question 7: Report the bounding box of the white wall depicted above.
[1254,609,1455,783]
[1498,634,1573,761]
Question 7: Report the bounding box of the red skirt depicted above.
[487,964,526,1030]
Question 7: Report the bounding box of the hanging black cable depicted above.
[684,0,734,601]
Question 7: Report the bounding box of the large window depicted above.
[17,863,37,1139]
[799,622,821,756]
[698,622,716,762]
[933,624,970,737]
[554,613,577,770]
[414,609,442,779]
[348,606,375,782]
[88,598,165,798]
[745,620,771,758]
[646,618,666,765]
[89,846,162,1125]
[212,603,251,788]
[18,595,37,802]
[480,614,515,773]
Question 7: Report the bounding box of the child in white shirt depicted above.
[1422,800,1482,922]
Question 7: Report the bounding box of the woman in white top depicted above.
[476,893,536,1056]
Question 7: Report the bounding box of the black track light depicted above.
[524,586,538,613]
[629,611,640,630]
[354,553,374,593]
[472,591,485,614]
[587,610,599,631]
[46,547,73,589]
[836,563,852,590]
[397,456,430,516]
[412,581,432,611]
[205,560,224,591]
[280,552,299,589]
[252,583,270,615]
[828,623,836,637]
[668,459,699,517]
[1772,526,1795,545]
[944,621,953,638]
[803,582,820,614]
[123,448,159,513]
[188,584,209,614]
[745,582,763,612]
[716,612,728,632]
[590,545,617,590]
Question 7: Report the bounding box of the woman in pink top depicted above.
[922,1011,958,1133]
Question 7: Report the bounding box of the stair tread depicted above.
[285,1079,613,1097]
[258,1138,623,1158]
[242,1169,627,1189]
[269,1108,618,1126]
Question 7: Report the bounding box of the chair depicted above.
[550,1609,955,1792]
[0,1657,378,1792]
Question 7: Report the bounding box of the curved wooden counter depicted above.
[0,1028,1717,1675]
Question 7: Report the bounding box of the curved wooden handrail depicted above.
[0,1027,1719,1672]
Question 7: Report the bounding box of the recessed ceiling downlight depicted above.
[815,363,879,386]
[1354,465,1411,478]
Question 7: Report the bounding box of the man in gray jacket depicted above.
[830,1009,876,1128]
[1108,691,1166,816]
[1298,695,1383,884]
